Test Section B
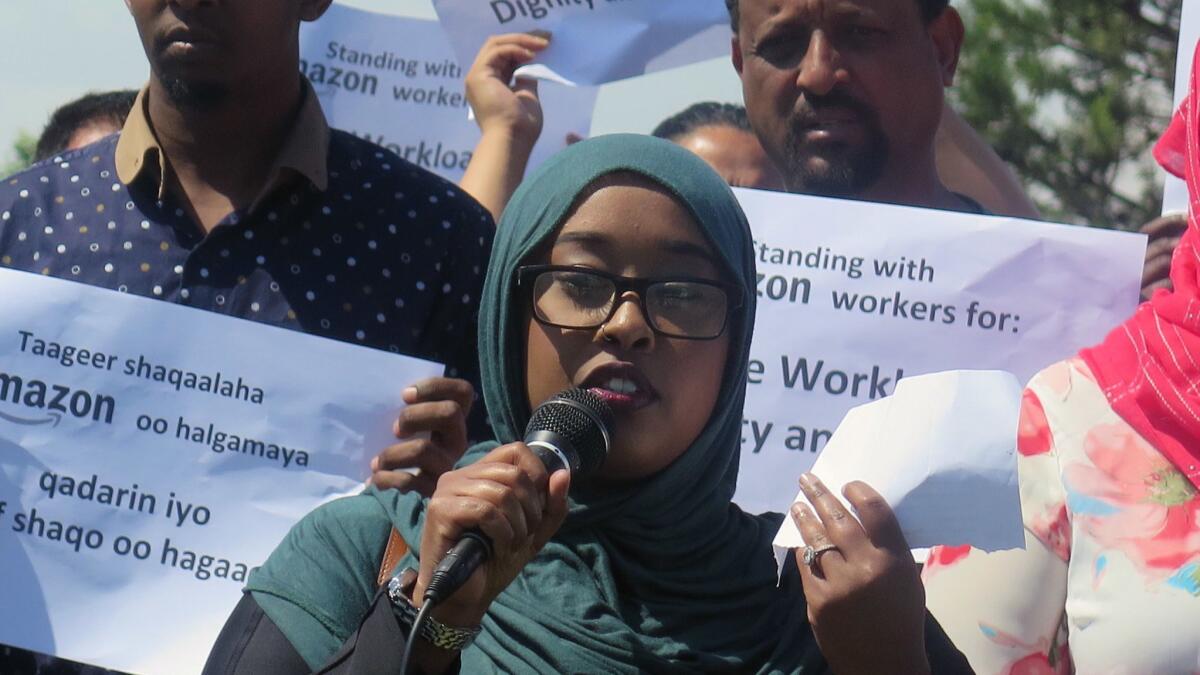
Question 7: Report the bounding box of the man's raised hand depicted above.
[370,377,475,496]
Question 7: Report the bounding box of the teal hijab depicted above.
[249,135,822,672]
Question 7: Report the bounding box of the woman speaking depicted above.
[204,135,972,674]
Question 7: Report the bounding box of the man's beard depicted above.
[779,93,889,198]
[160,75,229,110]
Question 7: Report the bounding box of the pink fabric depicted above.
[1079,40,1200,490]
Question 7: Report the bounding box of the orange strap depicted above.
[376,527,410,588]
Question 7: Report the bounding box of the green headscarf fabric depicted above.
[247,134,823,672]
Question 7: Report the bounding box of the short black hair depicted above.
[652,102,753,141]
[34,90,138,162]
[724,0,950,34]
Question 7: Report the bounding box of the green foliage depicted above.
[952,0,1182,229]
[2,132,38,178]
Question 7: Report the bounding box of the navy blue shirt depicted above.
[0,128,493,436]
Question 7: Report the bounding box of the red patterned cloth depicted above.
[1079,40,1200,490]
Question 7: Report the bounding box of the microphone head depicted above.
[525,388,613,477]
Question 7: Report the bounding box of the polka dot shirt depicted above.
[0,131,495,438]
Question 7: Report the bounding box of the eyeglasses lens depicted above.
[647,282,728,338]
[532,270,728,339]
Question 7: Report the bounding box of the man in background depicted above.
[0,0,491,669]
[33,90,138,162]
[728,0,985,213]
[1,0,489,422]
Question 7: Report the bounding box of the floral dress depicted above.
[922,358,1200,675]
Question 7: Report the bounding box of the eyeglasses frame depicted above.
[515,264,745,341]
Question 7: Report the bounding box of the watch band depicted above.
[387,568,482,651]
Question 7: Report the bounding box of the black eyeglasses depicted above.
[516,265,744,340]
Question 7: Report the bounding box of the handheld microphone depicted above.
[422,388,613,605]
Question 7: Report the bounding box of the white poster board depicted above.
[1164,0,1199,215]
[0,269,442,674]
[300,4,598,183]
[733,189,1146,514]
[432,0,730,86]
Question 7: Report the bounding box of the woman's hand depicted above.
[413,442,571,627]
[465,32,550,145]
[369,377,475,496]
[791,473,930,675]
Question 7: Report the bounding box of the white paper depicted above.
[733,188,1146,514]
[1164,3,1199,215]
[432,0,730,86]
[771,370,1026,572]
[0,268,443,675]
[300,4,598,183]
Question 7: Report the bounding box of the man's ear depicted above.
[731,35,744,75]
[927,7,964,87]
[299,0,335,23]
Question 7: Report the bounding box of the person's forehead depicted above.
[741,0,913,26]
[562,182,701,239]
[553,183,719,265]
[682,125,761,151]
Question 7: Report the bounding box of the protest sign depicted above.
[733,189,1146,514]
[0,269,442,674]
[432,0,730,86]
[300,4,597,184]
[1164,1,1199,215]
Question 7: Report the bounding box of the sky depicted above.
[0,0,744,166]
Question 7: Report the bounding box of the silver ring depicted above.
[802,544,838,567]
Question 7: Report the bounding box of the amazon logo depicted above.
[0,371,116,426]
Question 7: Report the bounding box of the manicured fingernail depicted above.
[370,457,379,471]
[402,386,418,402]
[799,473,816,488]
[790,502,809,519]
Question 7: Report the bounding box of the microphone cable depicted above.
[399,601,435,675]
